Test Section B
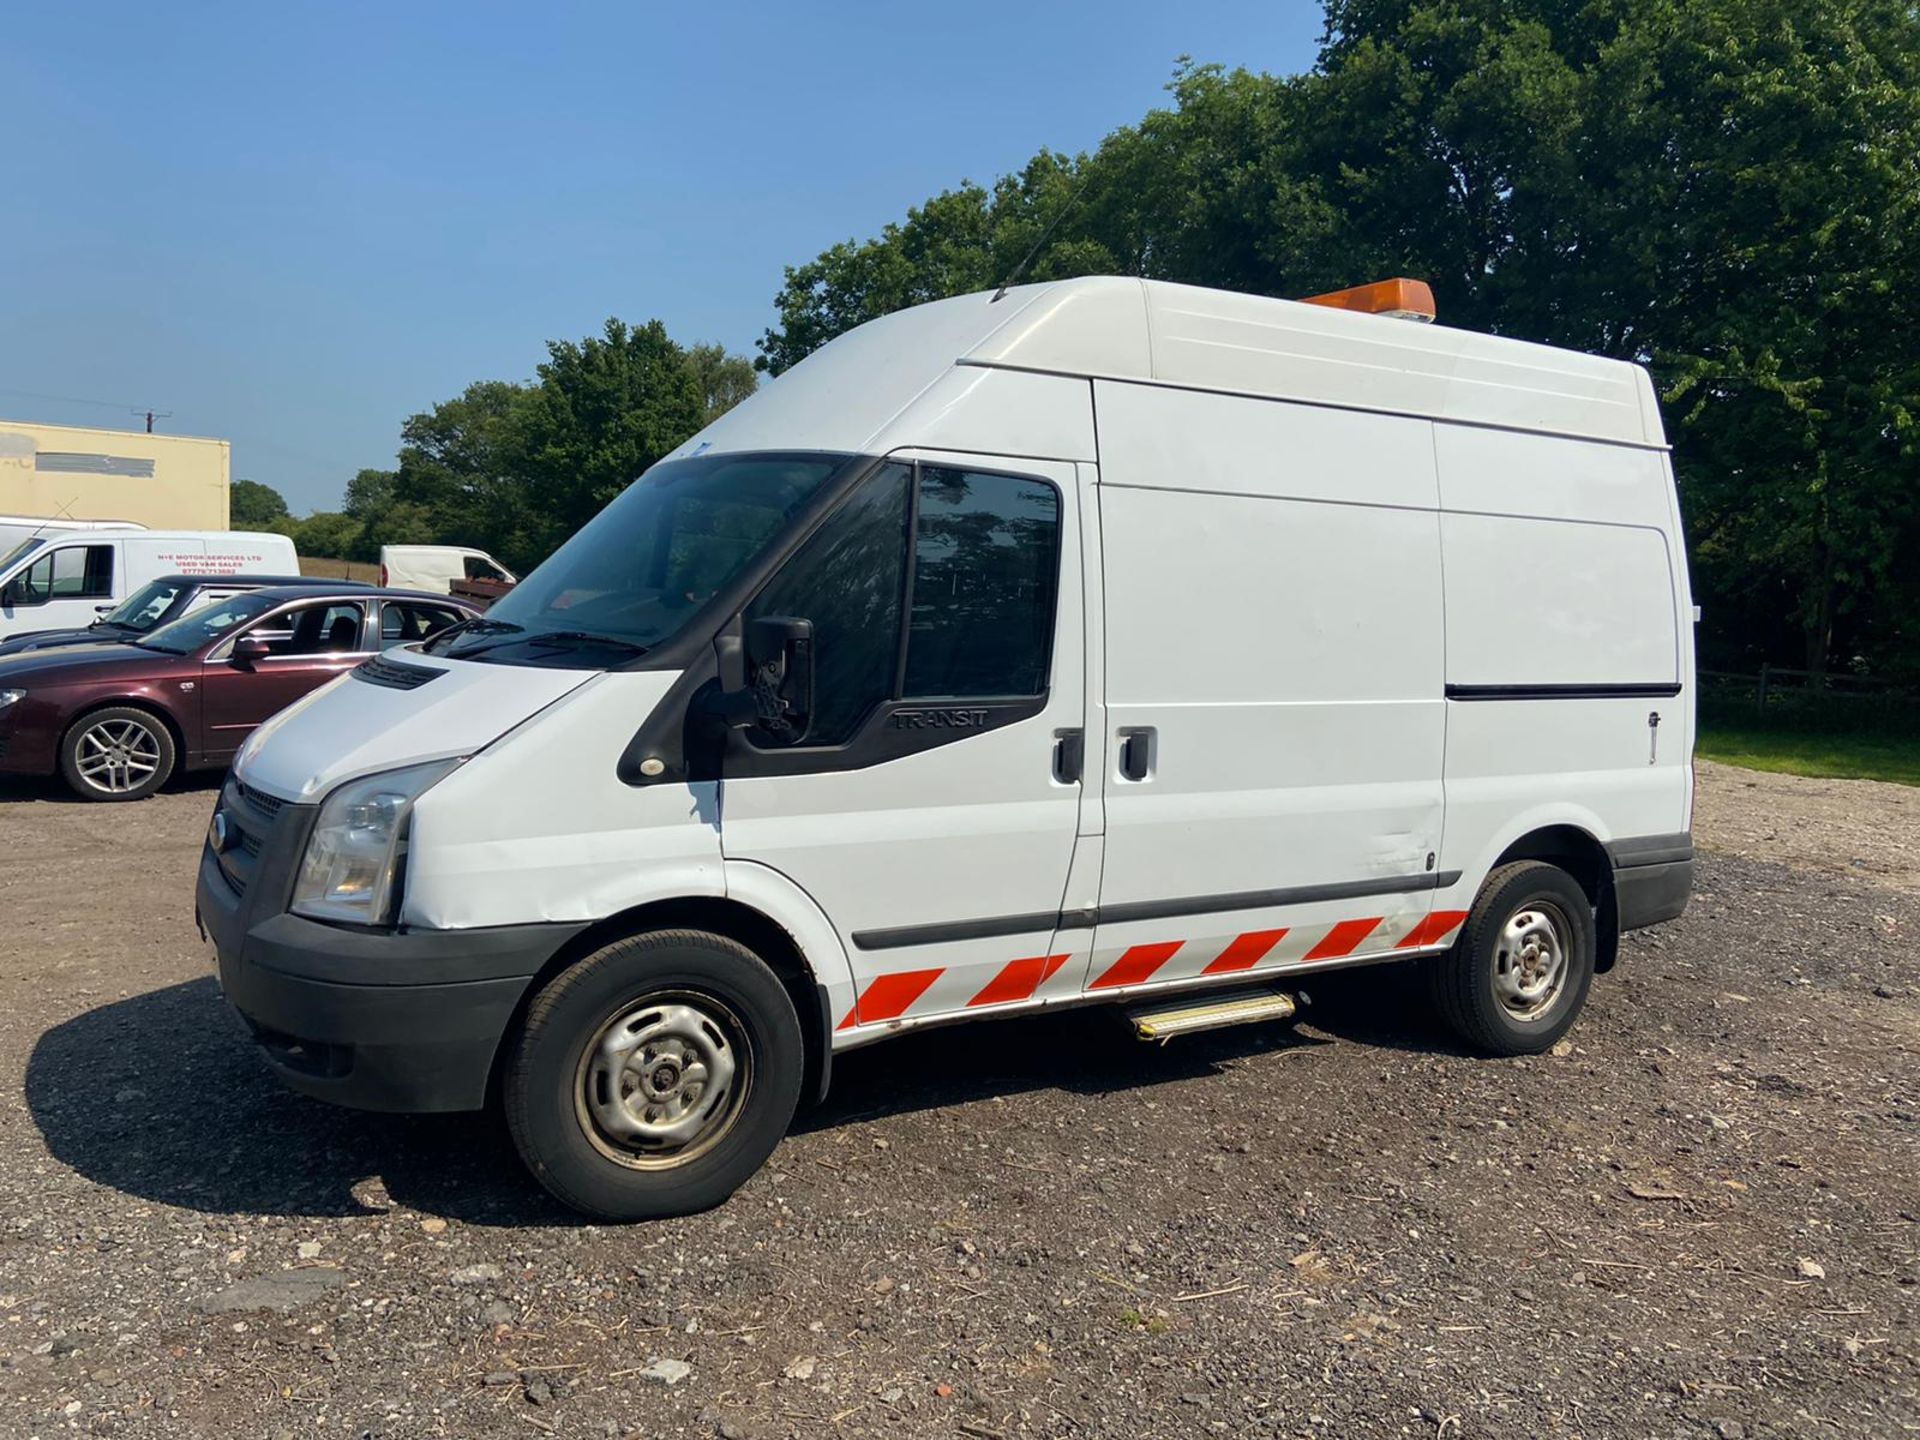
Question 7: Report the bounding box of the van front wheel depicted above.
[1428,861,1596,1056]
[503,929,805,1221]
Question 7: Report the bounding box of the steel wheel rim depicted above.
[75,718,162,794]
[573,990,753,1171]
[1492,900,1571,1021]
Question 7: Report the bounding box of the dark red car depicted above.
[0,585,478,801]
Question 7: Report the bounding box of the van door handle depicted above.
[1117,727,1155,782]
[1052,728,1084,784]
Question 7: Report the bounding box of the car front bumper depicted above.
[196,782,584,1113]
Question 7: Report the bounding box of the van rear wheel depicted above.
[503,929,804,1221]
[1428,861,1596,1055]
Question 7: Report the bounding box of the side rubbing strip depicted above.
[1090,941,1183,991]
[1445,682,1682,701]
[839,968,943,1030]
[970,954,1069,1008]
[1395,910,1469,950]
[1201,929,1289,975]
[1302,918,1381,962]
[851,910,1060,952]
[851,874,1459,951]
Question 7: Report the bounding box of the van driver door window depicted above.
[3,544,116,625]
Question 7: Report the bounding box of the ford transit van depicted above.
[197,278,1695,1220]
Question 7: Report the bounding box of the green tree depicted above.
[341,319,721,573]
[754,6,1920,678]
[230,478,290,529]
[686,343,760,424]
[513,318,707,549]
[291,511,360,561]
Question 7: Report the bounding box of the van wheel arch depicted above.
[1490,825,1618,973]
[487,897,830,1109]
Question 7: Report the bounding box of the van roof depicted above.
[685,277,1665,458]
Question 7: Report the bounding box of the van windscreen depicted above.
[0,538,43,575]
[433,451,848,664]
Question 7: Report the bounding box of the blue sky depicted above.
[3,2,1321,514]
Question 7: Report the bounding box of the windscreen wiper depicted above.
[525,630,650,656]
[431,616,526,655]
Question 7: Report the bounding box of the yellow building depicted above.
[0,418,231,530]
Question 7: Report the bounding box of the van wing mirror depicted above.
[717,615,814,743]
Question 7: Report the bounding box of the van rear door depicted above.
[718,455,1090,1031]
[1078,385,1453,998]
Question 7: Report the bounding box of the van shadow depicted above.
[26,972,1456,1224]
[25,977,569,1226]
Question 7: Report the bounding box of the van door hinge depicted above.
[1647,710,1662,764]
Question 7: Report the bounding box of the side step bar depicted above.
[1127,986,1299,1043]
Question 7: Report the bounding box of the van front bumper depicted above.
[197,839,585,1113]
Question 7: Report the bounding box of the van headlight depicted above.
[291,759,460,926]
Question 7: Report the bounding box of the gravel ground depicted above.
[1694,758,1920,892]
[0,768,1915,1439]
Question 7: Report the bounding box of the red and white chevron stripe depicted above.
[838,907,1468,1031]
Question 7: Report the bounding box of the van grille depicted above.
[234,781,284,822]
[217,779,290,897]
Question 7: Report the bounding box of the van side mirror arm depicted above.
[713,615,814,740]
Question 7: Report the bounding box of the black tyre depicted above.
[59,705,177,802]
[1429,861,1596,1055]
[503,929,804,1221]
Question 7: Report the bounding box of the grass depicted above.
[300,555,380,584]
[1697,723,1920,787]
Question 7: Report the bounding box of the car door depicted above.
[198,598,372,758]
[719,455,1090,1032]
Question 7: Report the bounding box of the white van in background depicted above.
[0,529,298,639]
[379,544,516,597]
[200,276,1695,1221]
[0,515,146,556]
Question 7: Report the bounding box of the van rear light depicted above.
[1299,277,1437,323]
[379,564,388,585]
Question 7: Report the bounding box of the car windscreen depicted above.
[431,452,848,663]
[138,591,284,654]
[102,578,190,631]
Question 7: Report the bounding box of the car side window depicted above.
[745,464,911,747]
[252,601,367,656]
[381,602,462,643]
[904,469,1060,699]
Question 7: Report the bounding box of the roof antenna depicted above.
[992,167,1090,303]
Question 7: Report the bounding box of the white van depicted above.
[0,529,298,640]
[198,278,1695,1220]
[379,544,516,595]
[0,514,145,556]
